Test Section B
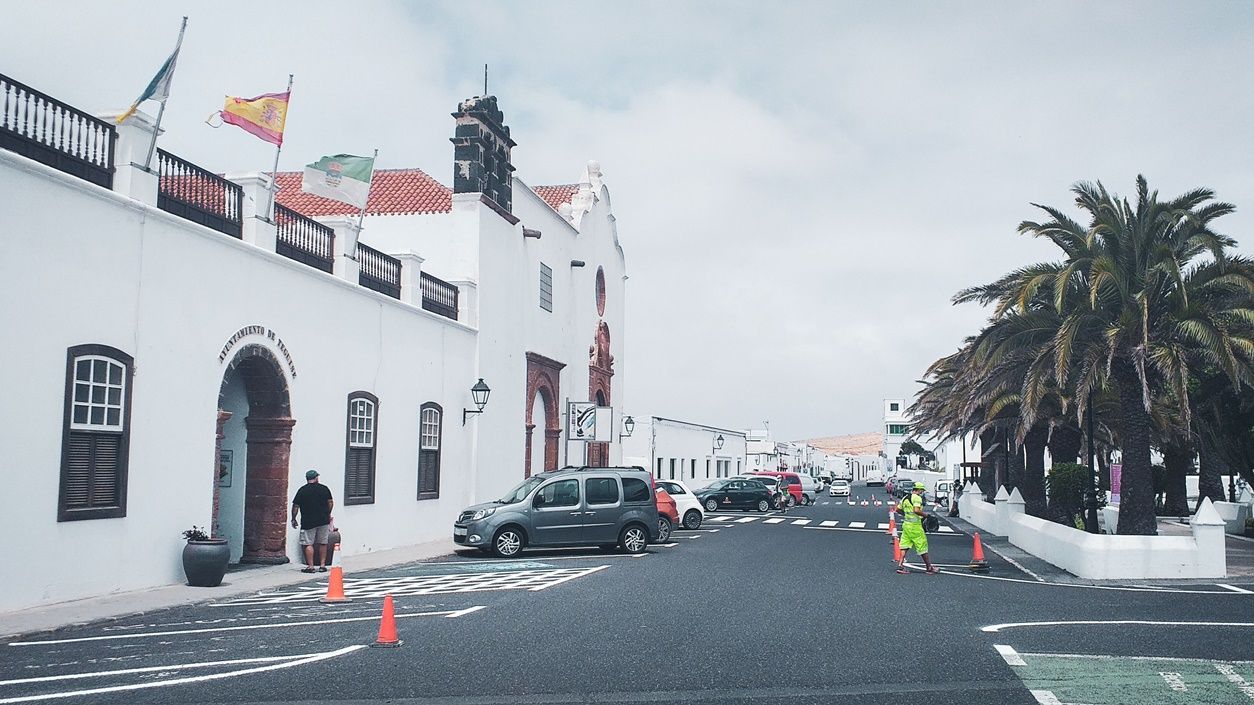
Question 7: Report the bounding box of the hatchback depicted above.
[655,479,704,529]
[694,478,773,513]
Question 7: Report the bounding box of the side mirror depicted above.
[533,495,547,509]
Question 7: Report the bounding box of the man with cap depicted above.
[896,481,937,575]
[291,470,334,573]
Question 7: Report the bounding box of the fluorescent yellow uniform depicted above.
[898,493,928,554]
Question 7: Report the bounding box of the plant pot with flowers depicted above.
[182,526,230,587]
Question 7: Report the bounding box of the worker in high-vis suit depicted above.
[896,481,938,575]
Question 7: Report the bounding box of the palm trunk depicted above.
[1161,441,1192,517]
[1113,359,1158,535]
[1196,439,1227,507]
[1008,433,1026,493]
[1022,426,1048,517]
[1048,424,1082,465]
[978,429,998,501]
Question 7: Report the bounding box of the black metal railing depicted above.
[275,204,334,273]
[357,243,401,299]
[421,271,459,320]
[1,73,116,188]
[156,149,243,238]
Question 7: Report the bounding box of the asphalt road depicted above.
[4,482,1252,705]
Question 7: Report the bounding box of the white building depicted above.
[622,417,747,487]
[745,429,778,471]
[0,75,628,612]
[883,398,910,462]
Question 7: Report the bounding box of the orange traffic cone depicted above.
[372,594,402,647]
[887,515,896,537]
[319,566,351,604]
[892,535,902,563]
[968,532,989,574]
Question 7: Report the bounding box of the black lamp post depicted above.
[1084,388,1101,534]
[621,415,635,439]
[463,378,491,425]
[713,434,725,453]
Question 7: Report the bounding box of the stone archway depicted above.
[525,352,565,477]
[214,345,294,564]
[587,322,613,467]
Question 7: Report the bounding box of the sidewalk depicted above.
[0,539,458,639]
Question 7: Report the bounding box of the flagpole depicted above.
[347,148,379,260]
[264,73,294,221]
[142,16,187,171]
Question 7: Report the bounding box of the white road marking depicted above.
[820,520,839,527]
[688,528,721,533]
[994,644,1026,666]
[445,605,487,617]
[790,519,811,526]
[675,534,701,539]
[735,517,757,523]
[876,523,889,529]
[1218,584,1254,594]
[849,521,866,528]
[1029,690,1063,705]
[1215,662,1254,698]
[983,620,1254,633]
[0,653,315,686]
[7,608,482,646]
[708,516,734,522]
[0,645,366,704]
[529,564,609,591]
[763,518,786,524]
[1019,652,1254,664]
[939,526,955,533]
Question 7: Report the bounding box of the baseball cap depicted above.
[306,469,320,480]
[913,481,926,490]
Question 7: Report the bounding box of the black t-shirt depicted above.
[293,482,333,530]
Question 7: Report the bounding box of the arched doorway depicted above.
[213,345,294,564]
[525,352,564,477]
[587,322,613,467]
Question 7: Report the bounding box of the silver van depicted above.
[453,468,660,557]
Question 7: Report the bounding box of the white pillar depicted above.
[225,172,276,251]
[449,279,478,327]
[993,485,1011,535]
[1192,498,1228,578]
[95,109,160,206]
[321,217,361,284]
[394,251,426,307]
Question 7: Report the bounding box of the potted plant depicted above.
[182,526,230,587]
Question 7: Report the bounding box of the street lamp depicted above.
[713,434,725,453]
[621,415,635,439]
[462,378,491,425]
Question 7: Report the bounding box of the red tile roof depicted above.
[532,184,580,212]
[273,168,451,217]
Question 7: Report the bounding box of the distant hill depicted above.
[802,432,882,456]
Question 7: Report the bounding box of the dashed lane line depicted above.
[983,620,1254,633]
[0,645,366,704]
[7,607,485,646]
[0,653,329,686]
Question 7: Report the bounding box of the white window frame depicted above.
[349,398,376,448]
[421,407,441,450]
[70,354,126,432]
[539,263,554,312]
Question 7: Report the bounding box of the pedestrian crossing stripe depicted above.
[764,518,786,524]
[791,519,811,526]
[820,520,838,527]
[709,516,733,522]
[735,517,757,523]
[877,523,889,529]
[849,521,866,528]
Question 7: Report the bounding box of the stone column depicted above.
[394,251,426,307]
[211,410,233,538]
[524,422,536,478]
[95,109,160,206]
[545,429,562,473]
[241,416,296,564]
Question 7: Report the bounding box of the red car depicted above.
[655,488,678,543]
[752,471,805,506]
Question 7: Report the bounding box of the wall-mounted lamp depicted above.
[463,378,491,425]
[713,434,725,453]
[523,228,542,239]
[621,415,635,439]
[570,260,586,268]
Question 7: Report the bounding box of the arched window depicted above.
[345,392,378,504]
[418,402,442,500]
[59,345,133,521]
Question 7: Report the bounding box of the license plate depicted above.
[453,526,468,537]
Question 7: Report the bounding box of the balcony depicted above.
[156,149,243,239]
[1,72,115,189]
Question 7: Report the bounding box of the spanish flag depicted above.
[218,91,289,145]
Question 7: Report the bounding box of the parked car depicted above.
[934,480,952,505]
[453,468,660,557]
[752,471,806,506]
[694,478,774,512]
[655,488,678,542]
[733,474,785,507]
[655,479,703,529]
[829,479,851,497]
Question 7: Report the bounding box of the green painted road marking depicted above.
[1012,654,1254,705]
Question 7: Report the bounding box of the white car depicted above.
[829,479,851,497]
[655,479,704,529]
[796,475,822,504]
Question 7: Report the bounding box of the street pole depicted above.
[1084,388,1101,534]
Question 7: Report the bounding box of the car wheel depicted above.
[802,494,812,506]
[786,495,797,508]
[491,527,524,558]
[683,509,703,530]
[757,499,770,512]
[620,524,649,554]
[704,498,719,512]
[657,517,672,543]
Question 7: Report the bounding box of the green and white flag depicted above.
[301,154,375,208]
[116,17,187,124]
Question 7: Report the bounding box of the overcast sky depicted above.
[7,2,1254,441]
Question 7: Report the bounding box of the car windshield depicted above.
[704,481,728,491]
[498,476,545,504]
